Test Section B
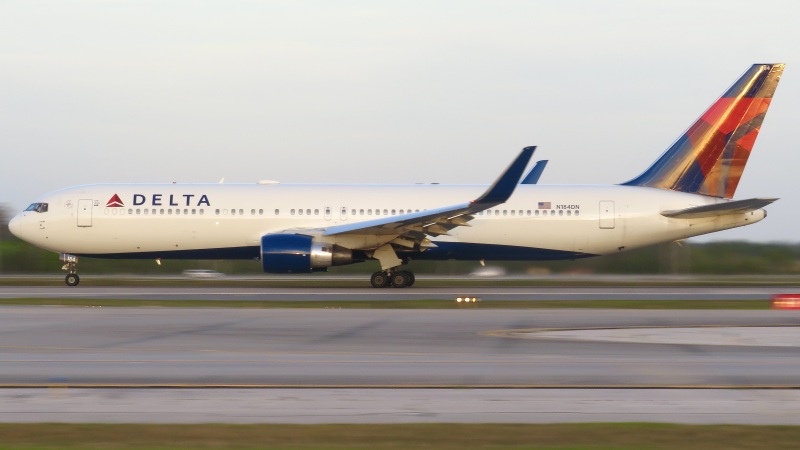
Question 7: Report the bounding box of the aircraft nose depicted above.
[8,215,22,238]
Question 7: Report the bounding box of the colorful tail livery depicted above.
[624,63,784,198]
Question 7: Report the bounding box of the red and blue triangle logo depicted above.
[106,194,124,208]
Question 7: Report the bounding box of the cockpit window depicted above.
[24,203,48,213]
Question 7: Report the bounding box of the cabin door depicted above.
[77,199,93,227]
[599,200,615,229]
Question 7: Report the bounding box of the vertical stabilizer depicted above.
[623,64,784,199]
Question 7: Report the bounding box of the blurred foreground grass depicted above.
[1,423,800,449]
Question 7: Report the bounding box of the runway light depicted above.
[455,297,480,303]
[772,294,800,310]
[456,297,463,303]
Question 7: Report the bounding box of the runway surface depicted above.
[3,306,800,386]
[3,304,800,423]
[1,285,796,300]
[4,388,800,424]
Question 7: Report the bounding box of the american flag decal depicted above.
[537,201,551,209]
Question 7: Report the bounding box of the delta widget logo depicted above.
[106,194,124,208]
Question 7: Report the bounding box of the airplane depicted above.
[8,63,784,288]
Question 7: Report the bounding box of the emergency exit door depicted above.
[77,199,93,227]
[599,200,615,229]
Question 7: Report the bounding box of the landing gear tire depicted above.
[370,271,392,288]
[407,272,415,287]
[65,273,80,287]
[391,271,412,289]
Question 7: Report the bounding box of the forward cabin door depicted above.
[599,200,615,229]
[77,199,93,227]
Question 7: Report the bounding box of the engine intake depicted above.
[260,234,357,273]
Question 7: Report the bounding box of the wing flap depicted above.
[661,197,778,219]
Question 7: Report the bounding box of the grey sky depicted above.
[1,1,798,242]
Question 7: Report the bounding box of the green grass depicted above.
[0,423,799,449]
[0,298,772,309]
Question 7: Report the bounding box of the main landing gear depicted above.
[60,253,80,286]
[370,269,415,288]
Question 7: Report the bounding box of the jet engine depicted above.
[260,234,358,273]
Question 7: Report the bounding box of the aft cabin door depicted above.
[599,200,615,229]
[77,199,93,227]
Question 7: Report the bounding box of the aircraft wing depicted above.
[322,147,536,242]
[661,197,778,219]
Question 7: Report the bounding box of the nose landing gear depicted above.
[60,253,80,286]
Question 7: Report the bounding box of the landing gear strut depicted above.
[369,244,415,288]
[60,253,80,287]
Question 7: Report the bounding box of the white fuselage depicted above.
[9,182,765,261]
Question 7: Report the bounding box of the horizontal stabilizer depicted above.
[661,198,778,219]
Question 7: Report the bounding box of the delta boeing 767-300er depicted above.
[8,64,785,288]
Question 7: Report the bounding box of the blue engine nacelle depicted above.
[260,234,356,273]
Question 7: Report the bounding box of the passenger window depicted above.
[215,209,220,215]
[176,209,181,215]
[510,210,515,216]
[306,209,311,215]
[275,209,279,215]
[359,209,364,215]
[535,210,539,216]
[192,209,197,215]
[550,210,555,216]
[291,209,295,215]
[184,209,188,215]
[251,209,256,215]
[259,209,264,215]
[559,210,563,216]
[314,209,319,215]
[575,210,580,216]
[298,209,303,215]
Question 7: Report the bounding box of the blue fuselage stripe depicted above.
[77,242,597,262]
